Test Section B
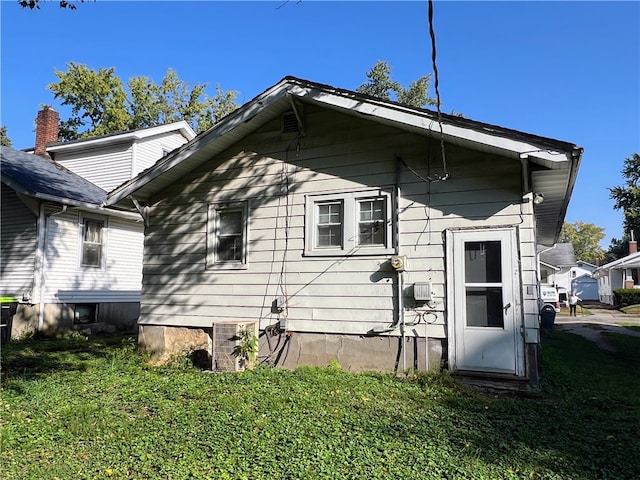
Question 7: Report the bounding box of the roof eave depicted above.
[107,77,582,215]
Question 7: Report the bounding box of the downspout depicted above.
[35,204,67,330]
[34,202,47,331]
[395,157,405,372]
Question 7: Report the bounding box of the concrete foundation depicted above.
[138,324,211,365]
[5,302,139,339]
[138,324,446,373]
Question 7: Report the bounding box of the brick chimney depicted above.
[34,107,59,158]
[630,240,638,255]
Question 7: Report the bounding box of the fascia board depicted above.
[107,84,292,205]
[47,121,196,153]
[5,184,141,221]
[108,77,580,206]
[293,85,574,167]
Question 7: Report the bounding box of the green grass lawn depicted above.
[2,332,639,480]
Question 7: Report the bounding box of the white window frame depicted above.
[207,201,249,270]
[304,189,393,256]
[79,214,107,269]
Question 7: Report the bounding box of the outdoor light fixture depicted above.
[533,192,545,205]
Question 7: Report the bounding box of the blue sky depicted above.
[1,1,638,247]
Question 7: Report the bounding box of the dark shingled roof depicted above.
[1,146,106,205]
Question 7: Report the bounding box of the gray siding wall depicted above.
[141,105,538,340]
[54,143,133,192]
[0,185,37,298]
[133,132,190,177]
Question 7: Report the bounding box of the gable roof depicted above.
[594,251,640,275]
[1,146,106,206]
[106,76,583,244]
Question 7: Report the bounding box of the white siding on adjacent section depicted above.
[0,185,37,297]
[133,132,190,177]
[54,143,133,191]
[41,209,143,303]
[142,104,537,339]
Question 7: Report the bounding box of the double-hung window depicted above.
[305,190,393,256]
[207,202,249,269]
[81,217,105,267]
[316,201,343,248]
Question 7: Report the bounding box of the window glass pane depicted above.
[82,220,103,266]
[217,234,242,261]
[217,209,244,262]
[465,241,501,283]
[358,199,385,246]
[466,287,504,327]
[318,203,341,224]
[359,199,384,222]
[358,223,384,245]
[218,211,242,235]
[316,201,342,247]
[83,244,102,266]
[317,225,341,247]
[84,220,102,243]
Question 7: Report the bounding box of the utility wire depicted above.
[428,0,449,180]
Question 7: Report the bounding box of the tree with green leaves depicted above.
[0,126,12,147]
[357,60,436,108]
[19,0,86,9]
[603,237,631,264]
[609,152,640,241]
[558,221,605,264]
[49,63,238,141]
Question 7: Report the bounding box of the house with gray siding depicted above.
[0,110,195,338]
[107,77,582,383]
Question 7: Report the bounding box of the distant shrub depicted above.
[613,288,640,307]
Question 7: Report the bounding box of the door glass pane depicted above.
[465,241,501,283]
[466,287,504,327]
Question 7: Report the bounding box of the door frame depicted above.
[446,226,525,377]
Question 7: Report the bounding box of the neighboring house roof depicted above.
[576,260,597,271]
[538,243,576,267]
[107,76,582,244]
[594,251,640,277]
[24,121,197,155]
[1,146,106,206]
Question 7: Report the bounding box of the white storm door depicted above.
[448,228,521,375]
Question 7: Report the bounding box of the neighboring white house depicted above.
[594,241,640,305]
[107,77,582,384]
[538,243,598,302]
[0,109,195,338]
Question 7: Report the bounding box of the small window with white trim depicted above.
[81,217,106,268]
[305,190,393,256]
[207,202,249,269]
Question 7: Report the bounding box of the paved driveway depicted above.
[554,308,640,352]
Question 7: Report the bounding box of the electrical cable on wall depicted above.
[428,0,449,181]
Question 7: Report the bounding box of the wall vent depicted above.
[281,111,300,133]
[211,322,257,372]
